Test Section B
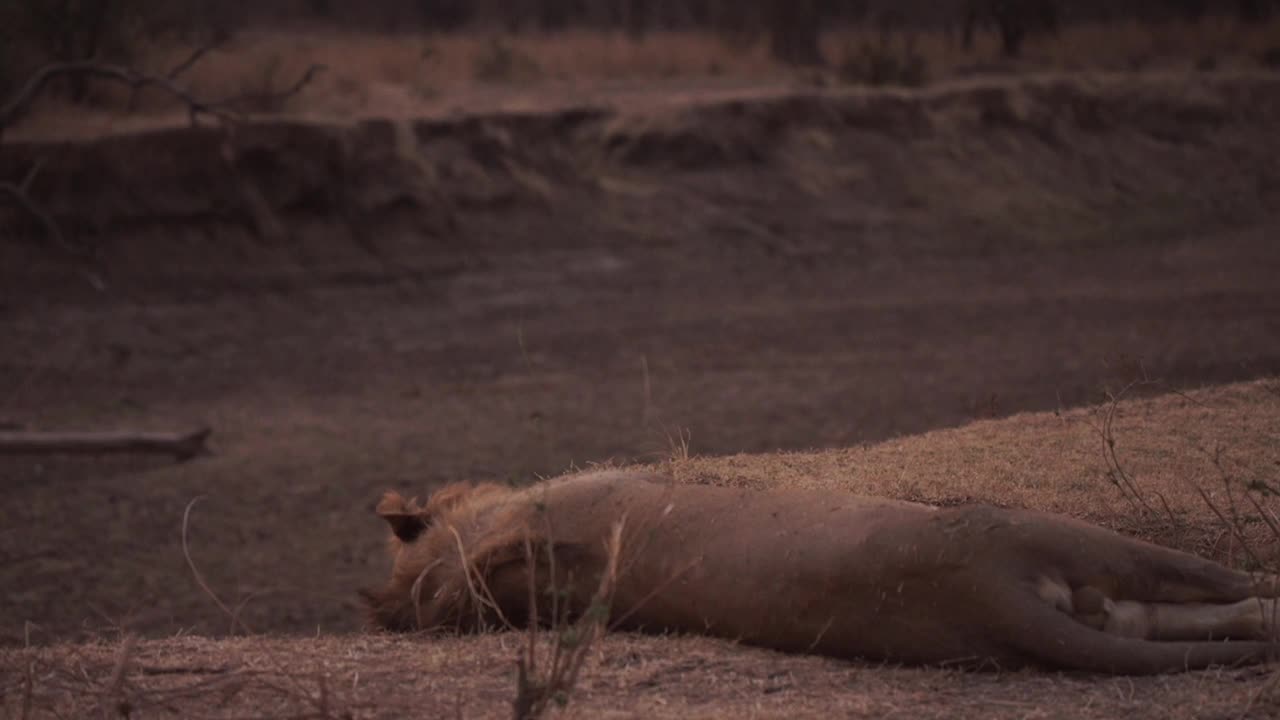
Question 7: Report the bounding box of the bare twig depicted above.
[1,56,323,292]
[2,62,228,132]
[1082,377,1162,516]
[513,519,624,720]
[0,60,325,134]
[129,41,226,111]
[226,63,326,113]
[166,42,224,81]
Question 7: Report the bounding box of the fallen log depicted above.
[0,427,212,461]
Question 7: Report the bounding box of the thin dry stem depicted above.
[97,635,136,720]
[181,497,253,635]
[513,518,624,720]
[409,558,444,630]
[524,533,539,680]
[448,524,516,632]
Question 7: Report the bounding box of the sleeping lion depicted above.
[362,469,1278,674]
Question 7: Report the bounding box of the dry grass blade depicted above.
[20,659,34,720]
[409,558,444,630]
[96,635,137,720]
[449,525,516,632]
[181,497,253,635]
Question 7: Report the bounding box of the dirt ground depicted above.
[2,71,1280,715]
[3,632,1280,720]
[2,381,1279,718]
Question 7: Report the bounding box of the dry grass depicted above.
[666,378,1280,569]
[2,380,1280,717]
[3,622,1279,719]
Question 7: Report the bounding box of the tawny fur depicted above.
[363,470,1280,674]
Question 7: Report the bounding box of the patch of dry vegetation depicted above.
[5,631,1280,719]
[3,380,1278,718]
[670,378,1280,569]
[12,16,1280,136]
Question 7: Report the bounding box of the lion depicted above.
[362,469,1279,674]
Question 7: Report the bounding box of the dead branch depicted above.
[166,42,225,81]
[0,427,211,461]
[0,57,323,291]
[0,60,325,135]
[229,64,327,113]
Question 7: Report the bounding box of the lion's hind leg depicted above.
[1071,586,1278,642]
[1143,561,1280,604]
[1005,587,1277,673]
[1085,537,1280,603]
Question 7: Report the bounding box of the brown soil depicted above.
[3,71,1280,714]
[2,382,1279,718]
[4,632,1280,719]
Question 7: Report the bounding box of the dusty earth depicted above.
[3,380,1280,718]
[2,71,1280,716]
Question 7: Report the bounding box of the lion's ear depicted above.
[376,491,430,542]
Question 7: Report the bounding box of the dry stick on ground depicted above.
[0,427,212,461]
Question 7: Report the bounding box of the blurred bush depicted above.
[472,36,542,84]
[0,0,166,103]
[838,40,929,87]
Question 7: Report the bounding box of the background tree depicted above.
[962,0,1060,57]
[1236,0,1277,22]
[0,0,180,101]
[768,0,826,66]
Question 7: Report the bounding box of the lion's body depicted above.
[364,469,1278,674]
